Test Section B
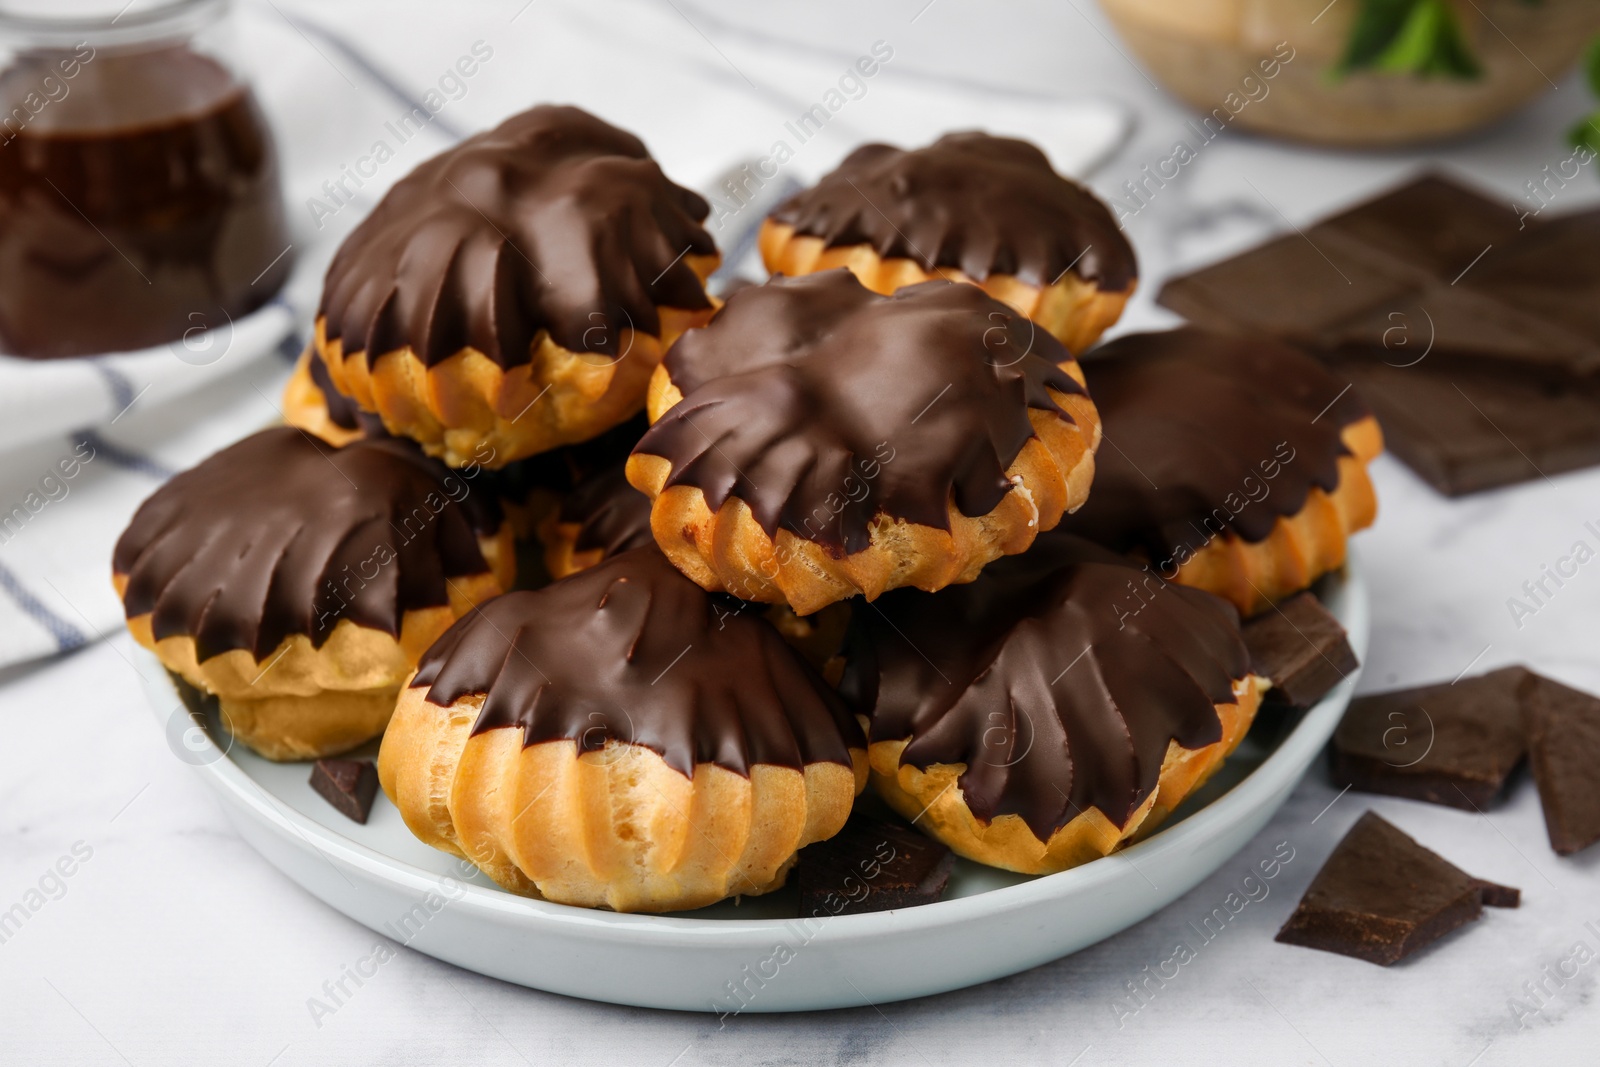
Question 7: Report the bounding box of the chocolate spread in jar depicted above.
[0,43,290,358]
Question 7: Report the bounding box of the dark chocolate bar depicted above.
[1157,174,1600,494]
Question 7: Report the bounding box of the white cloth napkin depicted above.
[0,0,1130,670]
[0,301,298,457]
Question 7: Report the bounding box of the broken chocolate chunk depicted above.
[1243,592,1358,710]
[1330,667,1528,810]
[1276,811,1518,966]
[1470,879,1522,909]
[310,758,379,825]
[1520,673,1600,856]
[795,813,955,917]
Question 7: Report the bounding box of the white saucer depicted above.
[139,554,1366,1012]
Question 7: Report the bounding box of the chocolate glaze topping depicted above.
[412,546,864,777]
[0,46,290,358]
[635,271,1086,554]
[839,533,1247,839]
[559,463,655,557]
[115,428,502,661]
[1066,328,1369,563]
[319,105,714,365]
[770,132,1135,291]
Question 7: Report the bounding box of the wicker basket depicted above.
[1097,0,1600,146]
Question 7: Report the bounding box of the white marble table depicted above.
[4,0,1599,1063]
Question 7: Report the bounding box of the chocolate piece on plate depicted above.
[1242,592,1357,709]
[1330,667,1528,810]
[1520,673,1600,856]
[310,759,379,824]
[1276,811,1518,966]
[795,813,955,918]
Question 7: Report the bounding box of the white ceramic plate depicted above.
[139,553,1367,1013]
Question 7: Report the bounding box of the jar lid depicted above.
[0,0,227,51]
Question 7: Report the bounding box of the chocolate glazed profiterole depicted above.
[114,429,515,760]
[628,270,1102,615]
[0,45,290,357]
[281,345,388,447]
[379,546,868,913]
[762,132,1136,352]
[537,455,855,677]
[310,105,720,468]
[839,533,1263,875]
[1067,328,1382,617]
[538,462,655,580]
[482,412,648,539]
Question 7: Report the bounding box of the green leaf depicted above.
[1396,0,1482,78]
[1332,0,1484,81]
[1570,111,1600,155]
[1571,35,1600,165]
[1335,0,1417,76]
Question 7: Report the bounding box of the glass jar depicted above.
[0,0,291,358]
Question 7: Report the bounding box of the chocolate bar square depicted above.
[1276,811,1517,966]
[1313,172,1529,281]
[1471,209,1600,351]
[1520,673,1600,856]
[1329,360,1600,495]
[1330,667,1528,810]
